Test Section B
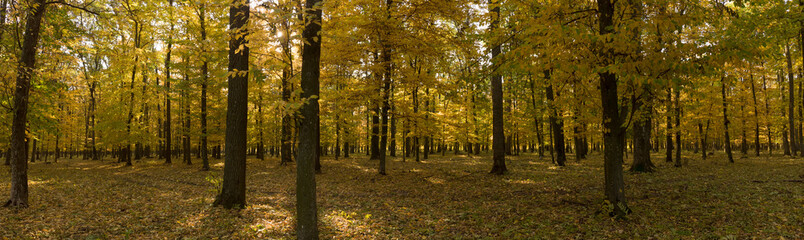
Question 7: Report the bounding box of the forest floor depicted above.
[0,151,803,239]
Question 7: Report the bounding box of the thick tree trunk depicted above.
[631,88,654,172]
[199,3,210,170]
[5,0,47,208]
[214,0,249,209]
[296,0,322,237]
[598,0,630,217]
[489,0,507,175]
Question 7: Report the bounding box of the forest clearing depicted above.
[1,153,802,239]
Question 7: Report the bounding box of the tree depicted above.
[488,0,506,175]
[786,43,797,156]
[597,0,630,218]
[296,0,322,237]
[197,1,210,171]
[5,0,48,208]
[545,69,566,166]
[164,0,174,164]
[722,76,734,163]
[214,0,249,209]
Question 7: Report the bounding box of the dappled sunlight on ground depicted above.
[0,151,802,238]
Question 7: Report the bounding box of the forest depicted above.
[0,0,803,239]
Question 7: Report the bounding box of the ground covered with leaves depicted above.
[1,151,802,239]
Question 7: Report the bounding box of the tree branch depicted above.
[46,0,99,15]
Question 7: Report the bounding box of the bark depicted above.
[631,88,654,172]
[741,102,747,156]
[5,0,47,208]
[343,123,350,158]
[489,0,507,175]
[413,86,420,162]
[199,3,210,170]
[762,75,772,155]
[297,0,322,237]
[787,43,797,156]
[183,64,192,165]
[721,77,734,163]
[674,87,682,167]
[545,70,566,166]
[280,6,294,165]
[378,0,393,174]
[164,0,174,164]
[30,139,37,163]
[214,0,249,209]
[529,75,545,157]
[370,105,380,160]
[781,71,790,156]
[598,0,630,217]
[698,121,707,160]
[257,91,265,160]
[126,19,142,167]
[389,97,396,157]
[665,88,673,162]
[750,74,760,156]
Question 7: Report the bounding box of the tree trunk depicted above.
[126,20,142,167]
[529,75,544,158]
[741,101,747,156]
[666,88,673,162]
[5,0,47,208]
[722,77,734,163]
[370,105,380,160]
[749,74,760,156]
[787,43,797,156]
[296,0,322,237]
[674,87,682,167]
[698,121,706,160]
[183,64,192,165]
[30,139,37,163]
[631,88,654,172]
[762,75,772,155]
[164,0,174,164]
[545,70,566,166]
[214,0,249,209]
[781,71,791,156]
[598,0,630,217]
[199,3,210,170]
[489,0,507,175]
